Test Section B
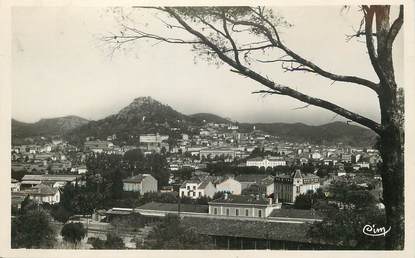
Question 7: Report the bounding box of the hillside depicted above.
[242,121,377,147]
[188,113,231,124]
[12,116,89,139]
[66,97,193,145]
[12,97,377,147]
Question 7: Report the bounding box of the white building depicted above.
[11,178,20,192]
[208,194,281,218]
[123,174,158,194]
[179,179,216,199]
[17,184,61,204]
[246,156,287,168]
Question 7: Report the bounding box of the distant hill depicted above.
[12,96,377,147]
[12,116,89,139]
[241,121,377,146]
[188,113,231,124]
[66,96,193,145]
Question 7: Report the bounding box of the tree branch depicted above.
[225,14,379,93]
[221,10,241,65]
[363,5,386,83]
[386,5,403,51]
[162,7,383,135]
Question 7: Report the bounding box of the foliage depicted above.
[294,193,312,209]
[12,208,56,248]
[145,215,213,249]
[50,204,73,223]
[308,182,385,249]
[90,233,125,249]
[61,222,87,246]
[308,207,386,249]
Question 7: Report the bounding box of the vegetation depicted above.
[61,222,87,247]
[104,5,403,249]
[145,215,213,249]
[12,208,56,248]
[90,233,125,249]
[308,182,385,249]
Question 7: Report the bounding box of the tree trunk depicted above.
[379,125,404,249]
[378,81,404,249]
[374,5,404,249]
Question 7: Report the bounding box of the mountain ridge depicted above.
[12,96,377,147]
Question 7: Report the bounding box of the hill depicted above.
[12,96,377,147]
[12,116,89,140]
[188,113,231,124]
[66,97,192,145]
[242,121,377,146]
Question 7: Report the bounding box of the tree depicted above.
[90,233,125,249]
[61,222,87,248]
[294,193,312,209]
[50,204,72,223]
[105,6,404,249]
[145,215,213,249]
[12,209,56,248]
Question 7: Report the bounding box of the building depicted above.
[208,194,281,218]
[11,178,21,192]
[246,156,287,168]
[122,174,158,194]
[235,174,270,190]
[216,177,242,195]
[20,174,83,188]
[179,179,216,199]
[16,184,61,204]
[274,169,320,203]
[200,148,238,160]
[84,140,114,153]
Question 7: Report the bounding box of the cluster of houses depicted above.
[177,169,320,205]
[11,174,83,208]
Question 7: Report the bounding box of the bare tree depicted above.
[103,6,404,249]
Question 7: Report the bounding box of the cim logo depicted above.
[362,224,391,237]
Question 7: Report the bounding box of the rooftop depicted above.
[181,217,328,244]
[209,194,270,205]
[137,201,208,213]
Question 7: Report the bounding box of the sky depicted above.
[11,6,403,125]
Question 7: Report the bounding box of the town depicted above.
[11,115,385,250]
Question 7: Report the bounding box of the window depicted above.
[214,208,217,215]
[235,209,239,216]
[193,186,196,190]
[198,192,202,197]
[226,208,230,216]
[245,209,249,216]
[296,186,300,193]
[258,210,262,218]
[187,192,190,196]
[193,192,196,196]
[187,186,190,190]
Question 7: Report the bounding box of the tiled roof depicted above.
[123,174,144,183]
[181,217,325,244]
[21,174,80,182]
[180,179,201,188]
[269,209,325,220]
[197,180,212,190]
[20,184,58,196]
[210,194,270,205]
[137,201,208,213]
